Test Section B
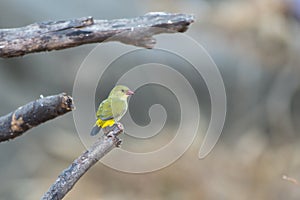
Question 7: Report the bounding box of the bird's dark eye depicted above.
[121,89,125,92]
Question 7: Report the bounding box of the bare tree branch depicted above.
[41,123,123,200]
[0,12,194,58]
[0,93,74,142]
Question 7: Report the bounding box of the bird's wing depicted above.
[96,99,114,121]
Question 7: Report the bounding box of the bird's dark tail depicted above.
[90,125,101,136]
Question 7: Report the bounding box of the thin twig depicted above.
[41,123,123,200]
[282,174,300,186]
[0,93,74,142]
[0,12,194,58]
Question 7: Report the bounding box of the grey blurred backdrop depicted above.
[1,0,300,199]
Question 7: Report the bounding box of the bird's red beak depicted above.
[126,90,134,95]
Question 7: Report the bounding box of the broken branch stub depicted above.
[0,93,74,142]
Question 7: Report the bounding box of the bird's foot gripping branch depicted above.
[103,122,124,147]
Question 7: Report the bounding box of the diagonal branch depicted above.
[0,93,74,142]
[41,123,123,200]
[0,12,194,58]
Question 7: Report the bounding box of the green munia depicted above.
[90,85,134,136]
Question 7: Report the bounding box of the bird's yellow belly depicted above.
[96,118,115,128]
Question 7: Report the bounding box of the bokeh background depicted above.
[1,0,300,199]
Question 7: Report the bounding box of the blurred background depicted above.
[1,0,300,199]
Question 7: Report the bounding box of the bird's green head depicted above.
[109,85,134,99]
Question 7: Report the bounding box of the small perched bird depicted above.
[90,85,134,136]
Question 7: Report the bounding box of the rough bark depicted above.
[0,93,74,142]
[0,12,194,58]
